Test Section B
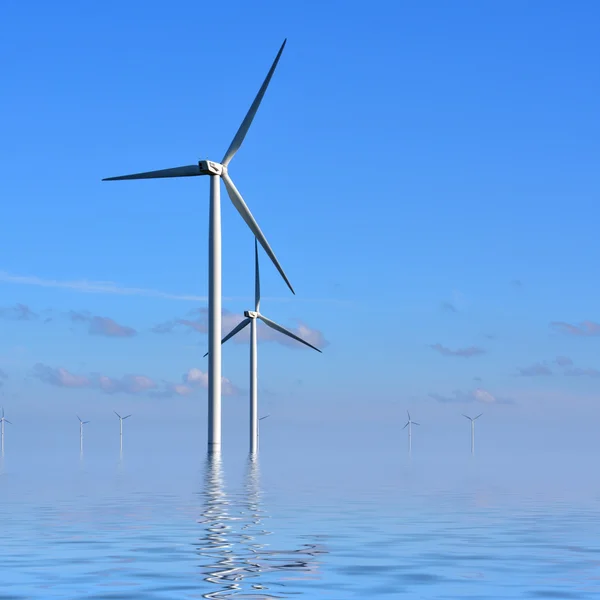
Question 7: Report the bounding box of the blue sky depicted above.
[1,1,599,450]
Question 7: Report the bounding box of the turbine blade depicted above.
[413,422,420,426]
[1,408,3,418]
[402,422,409,429]
[259,414,270,421]
[222,172,294,294]
[5,420,12,425]
[462,414,472,421]
[77,415,82,422]
[258,314,322,352]
[124,415,132,419]
[254,238,261,311]
[84,421,90,424]
[114,411,121,419]
[407,410,411,420]
[204,318,252,357]
[474,413,483,420]
[103,165,203,181]
[221,39,287,167]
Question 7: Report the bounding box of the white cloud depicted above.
[183,367,238,396]
[430,387,511,405]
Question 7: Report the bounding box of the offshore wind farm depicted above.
[2,3,600,598]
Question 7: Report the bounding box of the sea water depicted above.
[1,419,599,599]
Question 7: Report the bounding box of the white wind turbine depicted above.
[103,40,293,454]
[402,411,419,456]
[114,411,131,455]
[463,413,482,455]
[206,240,321,454]
[77,415,90,455]
[0,408,12,458]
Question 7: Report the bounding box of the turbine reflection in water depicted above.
[196,455,327,598]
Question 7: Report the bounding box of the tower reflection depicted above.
[196,455,327,598]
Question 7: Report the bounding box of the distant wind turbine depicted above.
[77,415,90,455]
[463,413,482,455]
[114,411,131,454]
[0,408,12,458]
[206,240,321,454]
[103,40,293,454]
[402,411,419,456]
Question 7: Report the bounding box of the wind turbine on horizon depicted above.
[206,240,321,454]
[114,411,131,455]
[463,413,482,455]
[103,40,293,454]
[77,415,90,455]
[1,408,12,458]
[402,411,419,456]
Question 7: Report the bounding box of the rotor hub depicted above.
[198,160,224,176]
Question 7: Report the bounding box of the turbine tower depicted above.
[463,413,482,455]
[103,40,293,454]
[206,240,321,454]
[77,415,90,455]
[402,411,419,456]
[0,408,12,458]
[114,411,131,455]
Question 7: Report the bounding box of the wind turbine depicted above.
[206,240,321,454]
[103,40,293,454]
[463,413,482,455]
[77,415,90,455]
[402,411,419,456]
[114,411,131,455]
[0,408,12,458]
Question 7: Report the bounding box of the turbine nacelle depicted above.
[198,160,224,176]
[244,310,259,319]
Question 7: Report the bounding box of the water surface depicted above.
[1,431,599,598]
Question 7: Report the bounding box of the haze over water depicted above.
[1,417,600,599]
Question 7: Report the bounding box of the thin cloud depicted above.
[32,363,90,388]
[95,374,157,394]
[151,321,177,334]
[555,356,573,367]
[89,317,136,338]
[429,388,511,404]
[68,311,136,338]
[0,303,37,321]
[0,271,346,305]
[550,320,600,337]
[516,363,552,377]
[430,344,485,358]
[440,301,457,313]
[32,363,240,397]
[0,271,206,302]
[184,367,239,396]
[564,367,600,378]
